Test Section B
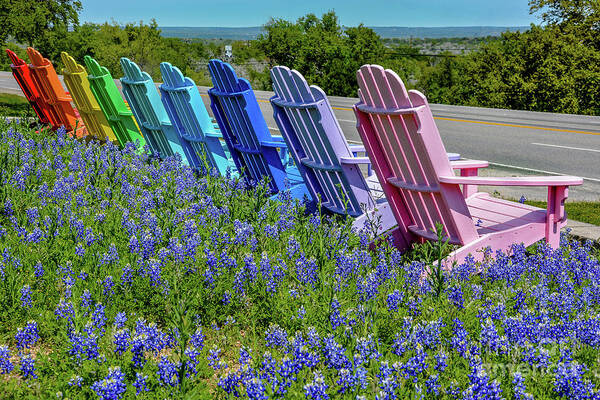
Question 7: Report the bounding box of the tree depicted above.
[0,0,82,46]
[529,0,600,48]
[256,11,384,96]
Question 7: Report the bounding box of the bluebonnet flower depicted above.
[386,290,403,312]
[471,284,483,300]
[355,335,381,362]
[68,331,100,361]
[377,362,399,400]
[295,256,319,289]
[15,320,39,351]
[113,312,127,329]
[513,372,534,400]
[20,354,37,379]
[26,207,39,225]
[265,325,288,348]
[462,364,503,399]
[239,346,252,366]
[33,261,44,278]
[68,375,83,387]
[245,376,269,400]
[296,305,306,320]
[91,303,107,334]
[434,351,448,372]
[80,290,93,312]
[304,371,329,400]
[554,360,595,399]
[190,327,205,349]
[336,368,357,394]
[133,373,150,395]
[54,298,75,324]
[448,284,464,309]
[222,291,231,305]
[103,276,115,297]
[113,329,130,356]
[398,348,428,383]
[519,195,527,204]
[20,284,32,309]
[322,335,351,370]
[208,346,227,370]
[329,299,346,330]
[219,372,241,397]
[157,356,179,387]
[185,346,201,377]
[120,264,133,286]
[0,345,13,374]
[91,366,127,399]
[426,374,441,395]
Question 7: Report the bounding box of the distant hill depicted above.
[159,26,530,40]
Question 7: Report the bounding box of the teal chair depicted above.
[119,58,189,162]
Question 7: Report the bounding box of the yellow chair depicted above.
[61,52,116,142]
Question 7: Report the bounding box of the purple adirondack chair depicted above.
[270,65,395,234]
[353,64,583,265]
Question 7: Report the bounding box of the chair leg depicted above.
[545,185,568,249]
[460,168,478,198]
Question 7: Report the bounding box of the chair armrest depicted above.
[349,144,366,153]
[438,175,583,186]
[340,156,371,165]
[261,140,288,148]
[450,160,489,170]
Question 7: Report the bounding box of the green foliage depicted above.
[0,0,82,46]
[523,199,600,226]
[0,93,35,119]
[32,20,211,85]
[422,25,600,115]
[256,11,385,97]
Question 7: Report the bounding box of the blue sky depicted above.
[80,0,539,27]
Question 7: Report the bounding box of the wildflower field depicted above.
[1,119,600,400]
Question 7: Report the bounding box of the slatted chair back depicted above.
[120,57,191,161]
[354,64,479,248]
[270,66,373,217]
[207,59,289,193]
[26,47,85,136]
[61,52,114,142]
[5,49,52,125]
[84,55,146,150]
[159,61,232,174]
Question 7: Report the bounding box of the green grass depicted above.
[524,200,600,226]
[0,92,35,118]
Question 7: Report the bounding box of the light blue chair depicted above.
[159,62,234,175]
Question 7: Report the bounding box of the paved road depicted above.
[2,70,599,200]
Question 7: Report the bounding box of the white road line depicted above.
[489,162,600,183]
[531,142,600,153]
[337,118,356,123]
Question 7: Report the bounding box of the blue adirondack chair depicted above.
[119,57,189,162]
[159,62,234,175]
[270,65,399,233]
[207,59,311,200]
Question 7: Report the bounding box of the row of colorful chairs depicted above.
[5,47,583,265]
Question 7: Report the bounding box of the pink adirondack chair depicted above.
[354,64,583,265]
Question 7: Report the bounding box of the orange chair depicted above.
[26,47,85,137]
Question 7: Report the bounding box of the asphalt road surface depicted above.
[2,70,599,200]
